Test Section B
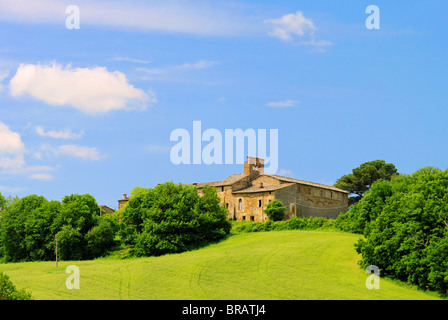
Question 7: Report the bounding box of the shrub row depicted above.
[231,217,336,233]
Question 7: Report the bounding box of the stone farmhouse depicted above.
[191,157,348,221]
[117,156,349,222]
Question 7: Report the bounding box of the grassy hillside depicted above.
[0,230,441,300]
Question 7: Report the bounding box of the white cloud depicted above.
[36,126,84,139]
[265,11,333,51]
[0,121,25,169]
[266,100,299,108]
[43,144,102,160]
[265,11,316,42]
[9,63,152,114]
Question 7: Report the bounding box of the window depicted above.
[221,186,224,192]
[242,215,246,220]
[269,199,272,204]
[238,199,242,210]
[250,216,255,221]
[225,203,229,209]
[258,199,262,207]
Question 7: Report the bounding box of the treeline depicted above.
[0,182,231,262]
[0,194,117,262]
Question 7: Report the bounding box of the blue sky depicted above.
[0,0,447,209]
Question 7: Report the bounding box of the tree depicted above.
[119,182,231,257]
[85,218,116,258]
[0,272,32,300]
[263,199,286,221]
[352,167,448,295]
[334,160,398,205]
[0,193,117,262]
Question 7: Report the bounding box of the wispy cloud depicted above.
[0,69,9,91]
[144,144,172,154]
[10,62,152,114]
[29,173,53,180]
[0,185,24,193]
[1,165,57,181]
[138,60,220,75]
[276,169,293,177]
[137,60,222,84]
[111,57,151,64]
[177,60,220,70]
[35,126,84,139]
[0,0,260,37]
[42,144,103,160]
[266,100,299,108]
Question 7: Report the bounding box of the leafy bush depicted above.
[0,272,32,300]
[118,182,231,257]
[263,199,286,221]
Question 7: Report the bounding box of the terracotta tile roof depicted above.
[263,174,349,193]
[186,172,349,194]
[188,173,249,188]
[99,205,115,213]
[232,183,294,194]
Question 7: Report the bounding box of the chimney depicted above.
[123,193,127,199]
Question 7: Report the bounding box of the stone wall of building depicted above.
[296,184,347,219]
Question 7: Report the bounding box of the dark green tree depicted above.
[353,167,448,295]
[119,182,231,257]
[0,193,116,262]
[0,272,32,300]
[263,199,286,222]
[334,160,398,205]
[85,218,116,258]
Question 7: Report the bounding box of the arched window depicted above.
[238,199,242,210]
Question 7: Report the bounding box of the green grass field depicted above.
[0,230,442,300]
